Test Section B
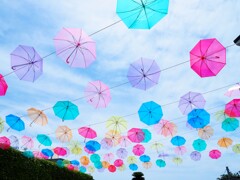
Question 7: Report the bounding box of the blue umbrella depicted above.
[129,163,138,171]
[70,160,80,166]
[187,109,210,128]
[171,136,186,146]
[222,118,239,132]
[53,101,79,121]
[6,114,25,132]
[138,101,163,125]
[156,159,166,168]
[37,134,52,147]
[192,139,207,152]
[85,140,101,152]
[140,155,150,162]
[41,148,54,158]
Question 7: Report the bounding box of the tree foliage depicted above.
[132,172,145,180]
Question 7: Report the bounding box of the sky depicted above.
[0,0,240,179]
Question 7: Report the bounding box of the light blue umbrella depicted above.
[6,114,25,132]
[156,159,166,168]
[187,109,210,128]
[129,163,138,171]
[53,101,79,121]
[192,139,207,152]
[222,118,239,132]
[37,134,52,147]
[116,0,169,29]
[140,155,150,162]
[171,136,186,146]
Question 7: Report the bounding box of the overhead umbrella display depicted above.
[80,156,90,166]
[172,157,183,165]
[105,130,121,146]
[0,136,10,150]
[138,101,163,125]
[9,135,19,149]
[55,125,73,143]
[174,146,187,156]
[217,137,233,148]
[21,136,34,150]
[84,80,111,108]
[53,28,96,68]
[198,125,214,140]
[119,136,132,147]
[178,91,206,115]
[116,0,169,29]
[154,119,177,137]
[78,126,97,142]
[108,165,116,173]
[187,109,210,128]
[27,108,48,126]
[132,144,145,156]
[190,151,201,161]
[0,74,8,96]
[209,149,221,159]
[127,58,161,90]
[114,159,123,167]
[192,139,207,152]
[129,164,138,171]
[190,38,226,78]
[6,114,25,132]
[53,101,79,121]
[127,128,145,143]
[232,144,240,154]
[36,134,52,147]
[171,136,186,146]
[139,155,150,163]
[222,118,239,132]
[224,99,240,117]
[0,117,4,133]
[224,83,240,97]
[116,148,128,159]
[90,154,101,163]
[142,162,152,169]
[106,116,127,133]
[69,141,82,155]
[10,45,43,82]
[41,148,54,158]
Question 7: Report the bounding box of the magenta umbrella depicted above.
[54,28,96,68]
[10,45,43,82]
[132,144,145,156]
[0,136,11,150]
[127,128,145,143]
[114,159,123,167]
[84,80,111,108]
[53,147,68,157]
[224,99,240,117]
[78,127,97,142]
[127,57,161,90]
[0,74,8,96]
[190,38,226,78]
[209,149,221,159]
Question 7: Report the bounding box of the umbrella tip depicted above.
[234,35,240,46]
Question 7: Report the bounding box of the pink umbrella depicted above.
[154,120,177,137]
[225,99,240,117]
[78,127,97,142]
[119,136,132,147]
[174,146,187,156]
[21,136,34,150]
[0,136,10,150]
[0,74,8,96]
[53,28,96,68]
[53,147,68,157]
[114,159,123,167]
[132,144,145,156]
[190,38,226,77]
[101,138,113,150]
[103,153,115,162]
[84,147,95,154]
[209,149,221,159]
[127,128,145,143]
[84,80,111,108]
[33,151,47,159]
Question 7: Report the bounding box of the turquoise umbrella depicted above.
[79,166,87,173]
[187,109,210,128]
[53,101,79,121]
[192,139,207,152]
[222,118,239,132]
[142,129,152,143]
[90,154,101,163]
[116,0,169,29]
[56,160,65,168]
[140,155,150,162]
[6,114,25,132]
[22,151,34,158]
[37,134,52,147]
[156,159,166,168]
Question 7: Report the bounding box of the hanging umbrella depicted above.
[102,161,110,168]
[9,135,19,149]
[127,156,137,164]
[116,0,169,29]
[69,141,82,155]
[154,119,177,137]
[127,58,161,91]
[156,159,166,168]
[217,137,233,148]
[116,148,128,159]
[106,116,127,133]
[225,99,240,117]
[174,146,187,156]
[6,114,25,132]
[53,101,79,121]
[108,165,116,173]
[55,125,73,143]
[234,35,240,46]
[84,80,111,108]
[118,164,126,171]
[70,160,80,166]
[224,83,240,97]
[119,136,132,147]
[172,157,183,165]
[150,142,163,153]
[103,153,115,162]
[138,101,163,125]
[198,125,214,140]
[53,147,68,157]
[127,128,145,143]
[21,136,34,150]
[54,28,96,68]
[79,166,87,173]
[215,110,229,122]
[36,134,52,147]
[10,45,43,82]
[85,140,101,152]
[190,38,226,78]
[142,129,152,143]
[23,151,34,158]
[129,164,138,171]
[78,126,97,142]
[84,146,95,154]
[33,151,46,159]
[105,130,121,146]
[132,144,145,156]
[139,155,150,162]
[41,148,54,158]
[114,159,123,167]
[232,144,240,154]
[222,118,239,132]
[0,117,4,133]
[101,138,113,150]
[90,154,101,163]
[142,162,152,169]
[0,136,10,150]
[178,91,206,115]
[158,152,169,159]
[0,74,8,96]
[80,156,90,166]
[209,149,221,159]
[171,136,186,146]
[190,151,201,161]
[187,109,210,128]
[27,108,48,126]
[192,139,207,151]
[87,166,95,173]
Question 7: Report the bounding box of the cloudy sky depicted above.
[0,0,240,179]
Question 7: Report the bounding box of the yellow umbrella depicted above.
[106,116,127,133]
[151,142,163,153]
[232,144,240,154]
[198,125,214,140]
[172,157,182,165]
[55,126,72,143]
[127,156,137,164]
[142,162,152,169]
[105,130,121,146]
[87,166,95,173]
[69,140,82,155]
[118,164,126,171]
[218,137,233,148]
[27,108,48,126]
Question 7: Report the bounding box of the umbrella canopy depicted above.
[192,139,207,152]
[41,149,54,158]
[190,38,226,78]
[55,125,73,143]
[127,58,161,90]
[150,142,163,153]
[217,137,233,148]
[190,151,201,161]
[53,101,79,121]
[33,151,46,159]
[23,151,34,158]
[187,109,210,128]
[127,128,145,143]
[116,148,128,159]
[114,159,123,167]
[142,162,152,169]
[224,83,240,97]
[106,116,127,133]
[178,91,206,115]
[138,101,163,125]
[174,146,187,156]
[116,0,169,29]
[209,149,221,159]
[129,164,138,171]
[80,156,90,166]
[119,136,132,147]
[215,110,229,122]
[108,165,116,173]
[222,118,239,132]
[101,138,113,150]
[156,159,166,168]
[132,144,145,156]
[84,80,111,108]
[53,147,68,156]
[171,136,186,146]
[127,156,137,164]
[0,136,10,150]
[142,129,152,143]
[6,114,25,132]
[21,136,34,150]
[198,125,214,140]
[36,134,52,147]
[224,99,240,117]
[105,130,121,146]
[0,74,8,96]
[154,119,177,137]
[90,154,101,163]
[0,117,4,133]
[172,157,183,165]
[232,144,240,154]
[27,108,48,126]
[140,155,150,162]
[69,141,82,155]
[78,127,97,142]
[9,135,19,149]
[103,153,115,162]
[10,45,43,82]
[85,140,101,152]
[102,161,110,168]
[53,28,96,68]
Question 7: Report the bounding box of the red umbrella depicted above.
[0,74,8,96]
[225,99,240,117]
[132,144,145,156]
[127,128,144,143]
[78,127,97,142]
[0,136,10,150]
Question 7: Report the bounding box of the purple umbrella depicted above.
[190,151,201,161]
[178,91,206,115]
[10,45,43,82]
[116,148,128,159]
[127,57,161,90]
[101,138,113,150]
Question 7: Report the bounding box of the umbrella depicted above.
[192,139,207,152]
[0,117,4,133]
[114,159,123,167]
[224,83,240,97]
[118,164,126,171]
[215,110,229,122]
[190,151,201,161]
[41,149,54,158]
[84,80,111,108]
[127,156,137,164]
[36,134,52,147]
[172,157,183,165]
[101,138,113,150]
[90,154,101,163]
[53,147,68,157]
[154,119,177,137]
[106,116,127,133]
[187,109,210,128]
[85,140,101,152]
[27,108,48,126]
[116,148,128,159]
[217,137,233,148]
[174,146,187,156]
[53,101,79,121]
[78,126,97,142]
[23,151,34,158]
[190,38,226,77]
[94,161,103,169]
[0,136,10,150]
[103,153,114,162]
[6,114,25,132]
[178,91,206,115]
[119,136,132,147]
[102,161,110,168]
[222,118,239,132]
[158,152,169,159]
[53,28,96,68]
[84,146,95,154]
[21,136,34,150]
[127,58,161,91]
[9,135,19,149]
[116,0,169,29]
[80,156,90,166]
[150,142,163,153]
[33,151,46,159]
[132,144,145,156]
[142,162,152,169]
[105,130,121,146]
[0,74,8,96]
[209,149,221,159]
[225,99,240,117]
[142,128,151,143]
[232,144,240,154]
[198,125,214,140]
[55,125,73,143]
[138,101,163,125]
[156,159,166,168]
[108,165,116,173]
[129,164,138,171]
[87,166,95,173]
[127,128,145,143]
[10,45,43,82]
[69,141,82,155]
[234,35,240,46]
[171,136,186,146]
[140,155,150,162]
[79,166,87,173]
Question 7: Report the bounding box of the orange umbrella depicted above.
[218,137,233,148]
[27,108,48,126]
[105,130,121,146]
[198,125,214,140]
[55,126,72,143]
[80,156,90,166]
[102,161,110,168]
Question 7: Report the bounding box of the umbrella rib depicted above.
[63,28,78,44]
[20,45,32,63]
[129,8,144,28]
[54,38,76,46]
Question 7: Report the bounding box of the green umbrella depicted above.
[53,101,79,121]
[0,117,4,133]
[232,144,240,154]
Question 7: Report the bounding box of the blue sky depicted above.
[1,0,240,179]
